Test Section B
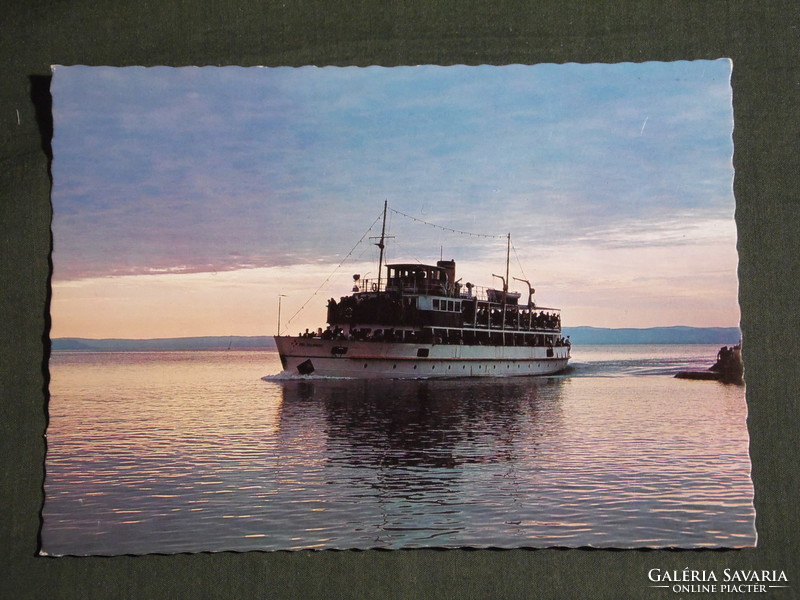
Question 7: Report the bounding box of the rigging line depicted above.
[389,207,506,240]
[511,242,528,282]
[353,238,375,261]
[384,208,396,265]
[391,237,425,266]
[285,211,383,328]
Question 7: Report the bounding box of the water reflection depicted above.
[275,377,567,532]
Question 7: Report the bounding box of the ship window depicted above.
[433,299,440,310]
[448,301,454,311]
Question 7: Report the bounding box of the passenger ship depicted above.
[274,202,570,379]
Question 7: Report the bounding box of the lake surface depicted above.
[41,345,755,555]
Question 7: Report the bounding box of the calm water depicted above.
[41,345,755,555]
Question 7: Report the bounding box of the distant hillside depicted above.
[562,326,741,345]
[51,336,277,351]
[51,327,741,351]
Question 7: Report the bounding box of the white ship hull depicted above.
[275,336,570,379]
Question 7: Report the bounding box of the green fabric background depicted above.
[2,2,798,598]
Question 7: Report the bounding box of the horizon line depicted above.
[51,324,742,342]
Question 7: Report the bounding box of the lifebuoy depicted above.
[344,307,353,319]
[371,283,378,292]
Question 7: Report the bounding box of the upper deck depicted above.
[354,262,547,309]
[330,259,561,336]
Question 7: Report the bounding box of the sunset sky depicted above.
[50,61,738,339]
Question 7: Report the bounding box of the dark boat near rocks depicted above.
[675,342,744,385]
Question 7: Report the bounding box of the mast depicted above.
[504,233,510,297]
[501,233,510,342]
[376,200,388,291]
[277,294,286,336]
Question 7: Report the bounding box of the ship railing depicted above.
[467,304,562,332]
[359,279,443,294]
[470,322,562,331]
[458,285,559,309]
[381,279,449,296]
[460,284,522,302]
[353,278,386,294]
[378,282,531,302]
[423,326,571,348]
[356,279,561,316]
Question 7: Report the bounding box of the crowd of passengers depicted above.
[300,326,570,347]
[476,308,560,330]
[328,296,405,322]
[328,296,561,331]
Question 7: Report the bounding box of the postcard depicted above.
[42,62,753,556]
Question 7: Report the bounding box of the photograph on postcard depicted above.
[42,62,754,555]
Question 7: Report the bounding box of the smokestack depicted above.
[437,260,456,293]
